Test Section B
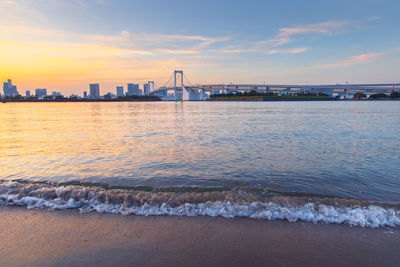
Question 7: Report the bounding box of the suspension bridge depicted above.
[149,70,400,101]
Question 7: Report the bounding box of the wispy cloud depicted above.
[0,0,46,25]
[367,16,381,21]
[255,37,292,47]
[267,48,308,54]
[278,21,349,37]
[314,53,384,69]
[217,20,353,55]
[0,23,229,56]
[219,47,255,53]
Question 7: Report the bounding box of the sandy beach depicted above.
[0,207,399,267]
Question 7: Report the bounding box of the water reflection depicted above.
[0,101,399,202]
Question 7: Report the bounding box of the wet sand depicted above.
[0,207,399,267]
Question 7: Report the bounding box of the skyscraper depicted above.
[143,83,150,96]
[146,81,154,95]
[83,91,88,98]
[127,83,140,96]
[89,84,100,99]
[116,86,124,97]
[25,90,31,97]
[3,79,19,96]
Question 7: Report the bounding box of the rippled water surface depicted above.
[1,101,399,202]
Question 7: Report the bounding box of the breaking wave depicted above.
[1,180,399,228]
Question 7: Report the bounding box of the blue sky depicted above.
[0,0,399,94]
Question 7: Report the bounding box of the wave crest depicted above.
[1,181,399,228]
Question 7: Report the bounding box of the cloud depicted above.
[0,0,46,25]
[278,21,349,37]
[367,16,381,21]
[349,53,383,61]
[219,48,255,53]
[267,48,308,54]
[314,53,384,69]
[79,30,230,55]
[255,37,292,47]
[217,20,353,55]
[0,23,229,56]
[0,1,229,56]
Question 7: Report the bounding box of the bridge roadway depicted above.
[150,83,400,95]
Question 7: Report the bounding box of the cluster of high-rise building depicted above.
[1,79,63,99]
[87,82,153,99]
[114,82,154,98]
[1,79,154,100]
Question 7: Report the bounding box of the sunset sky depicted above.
[1,0,399,95]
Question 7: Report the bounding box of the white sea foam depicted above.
[1,181,399,228]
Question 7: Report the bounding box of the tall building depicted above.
[25,90,31,97]
[127,83,140,96]
[146,81,154,95]
[83,91,88,98]
[35,88,47,98]
[3,79,18,96]
[89,84,100,99]
[143,83,150,96]
[116,86,124,97]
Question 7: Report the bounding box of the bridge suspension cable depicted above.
[160,72,175,88]
[183,73,192,88]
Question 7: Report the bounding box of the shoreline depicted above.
[0,206,399,266]
[2,98,399,103]
[207,97,400,101]
[0,98,161,103]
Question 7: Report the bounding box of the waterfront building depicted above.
[127,83,140,96]
[52,91,62,97]
[3,79,19,96]
[25,90,31,97]
[116,86,124,97]
[69,94,80,99]
[105,92,116,99]
[83,91,88,98]
[35,88,47,98]
[89,84,100,99]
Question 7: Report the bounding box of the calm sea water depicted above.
[1,101,399,202]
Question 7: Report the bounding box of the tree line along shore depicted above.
[207,91,400,101]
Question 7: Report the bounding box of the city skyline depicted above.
[1,79,155,98]
[1,0,400,95]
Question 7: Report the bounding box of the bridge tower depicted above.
[174,70,184,101]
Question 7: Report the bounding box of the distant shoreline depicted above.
[1,97,399,103]
[1,96,162,103]
[207,91,400,101]
[207,96,336,101]
[207,97,400,101]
